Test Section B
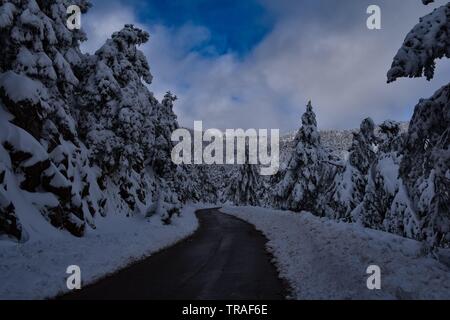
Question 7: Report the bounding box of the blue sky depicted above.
[133,0,274,56]
[83,0,450,132]
[89,0,274,56]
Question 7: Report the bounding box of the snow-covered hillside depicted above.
[221,206,450,300]
[0,204,204,299]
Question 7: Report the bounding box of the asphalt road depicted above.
[61,208,287,300]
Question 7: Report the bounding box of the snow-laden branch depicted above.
[387,3,450,82]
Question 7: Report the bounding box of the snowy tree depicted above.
[150,91,178,177]
[387,0,450,248]
[377,120,403,153]
[0,0,104,237]
[148,91,196,207]
[146,180,181,225]
[225,144,261,207]
[320,118,378,221]
[77,24,156,213]
[187,164,219,204]
[387,2,449,83]
[147,92,218,205]
[274,101,336,213]
[348,118,378,175]
[0,0,201,239]
[226,162,261,207]
[353,121,418,234]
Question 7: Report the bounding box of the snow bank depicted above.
[0,204,206,300]
[221,206,450,300]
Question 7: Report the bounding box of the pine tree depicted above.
[223,141,261,207]
[226,161,261,207]
[0,0,102,237]
[0,1,199,238]
[321,118,378,221]
[354,121,404,228]
[77,24,155,213]
[146,180,181,225]
[187,164,219,204]
[150,91,178,178]
[149,91,196,209]
[273,101,335,213]
[387,0,450,247]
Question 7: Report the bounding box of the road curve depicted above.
[61,208,288,300]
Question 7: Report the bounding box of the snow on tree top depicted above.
[96,24,153,85]
[302,101,317,127]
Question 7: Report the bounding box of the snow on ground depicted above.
[221,206,450,300]
[0,204,206,300]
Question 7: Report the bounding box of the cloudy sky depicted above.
[82,0,450,132]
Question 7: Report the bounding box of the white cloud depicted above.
[81,0,450,132]
[81,3,139,53]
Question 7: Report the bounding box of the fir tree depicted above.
[150,91,178,178]
[226,162,261,207]
[354,121,409,229]
[77,24,155,212]
[0,0,101,237]
[274,101,335,213]
[321,118,378,221]
[226,145,261,206]
[387,0,450,247]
